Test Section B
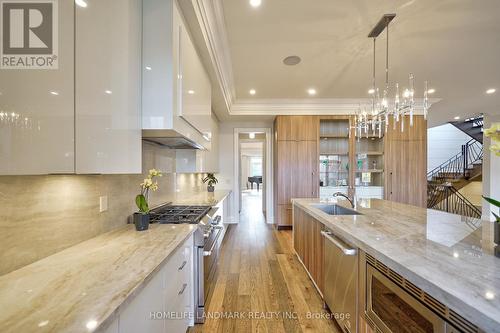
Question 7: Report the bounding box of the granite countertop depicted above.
[0,223,197,333]
[169,189,231,206]
[292,198,500,332]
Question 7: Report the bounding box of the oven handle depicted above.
[321,230,357,256]
[203,228,223,257]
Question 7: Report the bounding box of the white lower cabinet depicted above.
[104,234,193,333]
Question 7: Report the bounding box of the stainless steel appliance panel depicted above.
[322,229,358,333]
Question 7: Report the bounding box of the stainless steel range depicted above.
[149,203,224,324]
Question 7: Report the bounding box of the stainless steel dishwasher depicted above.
[321,229,358,333]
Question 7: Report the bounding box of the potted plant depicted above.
[134,169,162,231]
[483,195,500,245]
[202,173,218,192]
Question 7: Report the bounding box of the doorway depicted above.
[239,132,265,218]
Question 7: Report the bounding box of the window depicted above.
[250,157,262,176]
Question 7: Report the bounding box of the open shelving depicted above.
[355,134,384,187]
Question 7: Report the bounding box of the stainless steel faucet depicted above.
[332,192,357,209]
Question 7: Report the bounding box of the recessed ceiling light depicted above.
[187,90,195,95]
[249,0,261,7]
[485,291,495,300]
[453,116,460,120]
[307,88,317,96]
[104,90,112,95]
[249,132,255,139]
[427,88,436,94]
[249,89,256,95]
[283,55,301,66]
[75,0,88,8]
[368,89,375,94]
[145,66,152,71]
[50,91,59,96]
[486,88,496,94]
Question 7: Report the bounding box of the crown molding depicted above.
[230,98,441,116]
[191,2,441,117]
[192,0,236,113]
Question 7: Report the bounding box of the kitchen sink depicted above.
[312,204,362,215]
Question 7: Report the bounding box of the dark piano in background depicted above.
[247,176,262,191]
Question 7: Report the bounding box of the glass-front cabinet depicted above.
[319,119,350,195]
[319,117,384,200]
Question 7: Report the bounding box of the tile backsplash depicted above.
[0,143,206,276]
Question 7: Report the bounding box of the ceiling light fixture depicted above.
[50,91,59,96]
[249,132,255,139]
[283,55,301,66]
[368,89,375,94]
[453,116,460,120]
[187,90,195,95]
[145,66,152,71]
[249,89,256,95]
[75,0,88,8]
[427,88,436,94]
[104,90,112,95]
[486,88,496,94]
[249,0,261,8]
[354,14,431,138]
[307,88,317,96]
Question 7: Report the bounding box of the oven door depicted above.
[366,264,446,333]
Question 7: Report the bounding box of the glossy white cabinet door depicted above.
[119,267,164,333]
[75,0,142,174]
[177,16,212,143]
[0,1,74,175]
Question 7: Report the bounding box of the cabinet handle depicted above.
[178,260,187,271]
[320,230,357,256]
[178,283,188,295]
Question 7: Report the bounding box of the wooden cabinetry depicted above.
[293,205,324,293]
[275,116,319,141]
[384,116,427,207]
[274,116,319,227]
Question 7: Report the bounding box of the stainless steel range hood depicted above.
[142,129,205,149]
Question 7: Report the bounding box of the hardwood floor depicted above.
[190,190,339,333]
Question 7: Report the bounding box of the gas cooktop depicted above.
[149,204,211,224]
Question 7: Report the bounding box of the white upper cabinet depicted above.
[0,0,142,175]
[75,0,142,174]
[0,0,75,175]
[178,19,212,142]
[142,0,211,150]
[175,114,219,173]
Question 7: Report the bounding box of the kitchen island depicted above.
[292,198,500,333]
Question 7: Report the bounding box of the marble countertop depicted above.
[168,189,231,207]
[293,198,500,332]
[0,223,197,333]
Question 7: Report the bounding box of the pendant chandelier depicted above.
[354,14,431,138]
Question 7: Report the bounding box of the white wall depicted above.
[217,120,273,223]
[427,123,471,172]
[482,114,500,222]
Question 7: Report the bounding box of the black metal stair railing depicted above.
[427,139,483,182]
[427,183,482,219]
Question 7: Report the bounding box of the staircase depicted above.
[427,119,483,217]
[450,114,483,143]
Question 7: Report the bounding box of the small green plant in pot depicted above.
[202,173,218,192]
[483,196,500,245]
[134,169,162,231]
